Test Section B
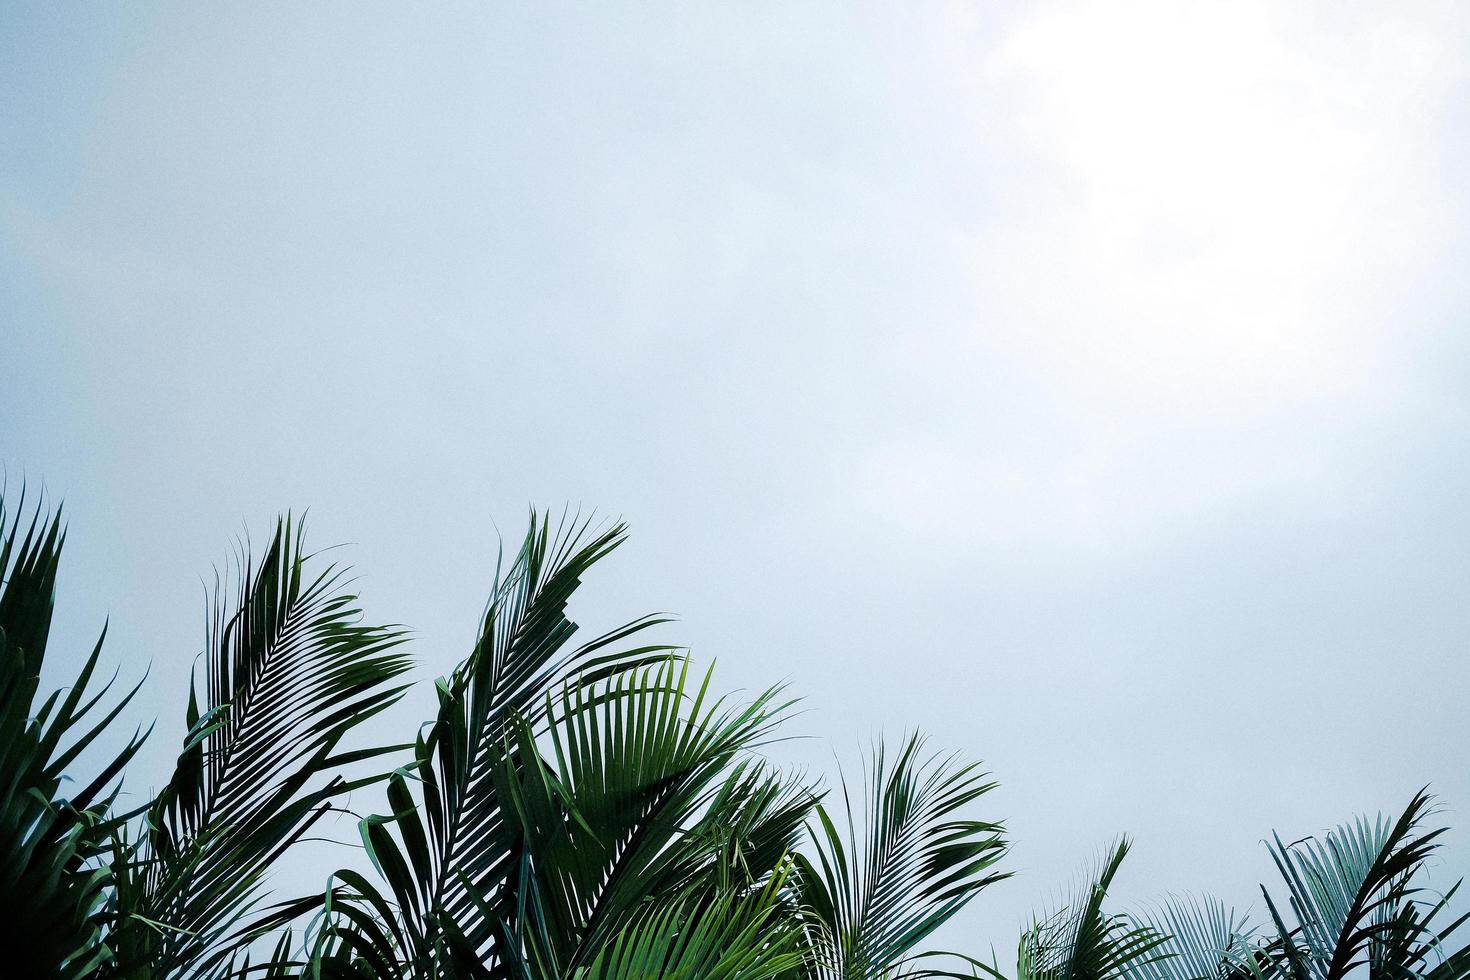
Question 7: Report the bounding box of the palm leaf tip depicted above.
[799,732,1009,980]
[1260,789,1462,980]
[123,513,413,976]
[1121,893,1255,980]
[0,488,151,979]
[1014,838,1171,980]
[290,508,694,977]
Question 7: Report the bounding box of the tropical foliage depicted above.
[3,485,1467,980]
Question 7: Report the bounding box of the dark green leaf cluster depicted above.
[3,487,1467,980]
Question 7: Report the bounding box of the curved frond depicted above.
[1258,790,1464,980]
[488,657,797,977]
[1005,839,1168,980]
[113,514,413,978]
[310,511,680,977]
[796,733,1010,980]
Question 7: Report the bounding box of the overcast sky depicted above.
[4,0,1470,953]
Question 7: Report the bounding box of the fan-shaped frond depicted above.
[1258,791,1464,980]
[1122,895,1255,980]
[487,657,796,977]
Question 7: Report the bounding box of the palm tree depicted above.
[240,513,818,978]
[1252,791,1470,980]
[1084,794,1469,980]
[793,735,1010,980]
[9,479,1470,980]
[1120,895,1254,980]
[0,490,148,978]
[102,514,414,979]
[972,839,1168,980]
[0,489,412,978]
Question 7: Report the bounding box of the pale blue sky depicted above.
[4,0,1470,952]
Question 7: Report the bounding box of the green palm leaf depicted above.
[1258,790,1467,980]
[0,489,148,978]
[488,657,797,978]
[795,733,1010,980]
[1121,895,1255,980]
[574,870,806,980]
[977,839,1167,980]
[107,514,413,979]
[299,512,679,978]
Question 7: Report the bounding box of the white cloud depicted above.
[852,0,1470,549]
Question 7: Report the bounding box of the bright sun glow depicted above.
[988,0,1447,375]
[857,0,1464,546]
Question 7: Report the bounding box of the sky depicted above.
[4,0,1470,955]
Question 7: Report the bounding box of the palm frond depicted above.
[0,488,148,978]
[667,757,818,898]
[574,868,806,980]
[111,514,413,978]
[1000,838,1168,980]
[488,657,797,977]
[795,733,1010,980]
[1121,895,1255,980]
[306,511,679,978]
[1258,790,1464,980]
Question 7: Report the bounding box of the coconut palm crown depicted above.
[2,485,1466,980]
